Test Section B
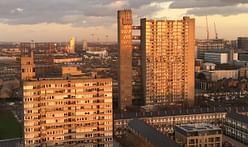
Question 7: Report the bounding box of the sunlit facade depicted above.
[117,10,133,111]
[68,37,76,53]
[23,77,113,147]
[141,17,195,107]
[21,54,35,80]
[175,123,222,147]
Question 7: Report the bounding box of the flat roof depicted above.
[203,69,238,73]
[176,123,221,133]
[128,119,181,147]
[203,62,216,66]
[114,107,248,120]
[226,112,248,124]
[23,76,112,82]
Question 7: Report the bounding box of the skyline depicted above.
[0,0,248,42]
[1,1,248,147]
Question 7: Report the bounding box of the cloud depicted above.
[169,0,248,16]
[169,0,248,9]
[126,0,167,8]
[0,0,155,25]
[11,8,24,14]
[0,0,248,26]
[0,0,166,26]
[186,5,248,16]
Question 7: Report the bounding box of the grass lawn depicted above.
[0,110,22,140]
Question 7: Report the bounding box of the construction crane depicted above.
[214,22,218,39]
[206,16,209,40]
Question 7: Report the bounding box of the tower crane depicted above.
[214,22,218,39]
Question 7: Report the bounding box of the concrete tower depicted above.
[141,17,195,107]
[117,10,133,111]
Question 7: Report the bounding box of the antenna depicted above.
[214,22,218,39]
[206,16,209,40]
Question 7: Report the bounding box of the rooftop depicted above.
[226,112,248,124]
[23,75,111,83]
[128,119,181,147]
[114,106,248,120]
[176,123,221,133]
[203,62,216,66]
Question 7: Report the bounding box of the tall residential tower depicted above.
[68,37,76,53]
[118,10,195,110]
[141,17,195,107]
[118,10,133,111]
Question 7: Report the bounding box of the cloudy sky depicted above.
[0,0,248,42]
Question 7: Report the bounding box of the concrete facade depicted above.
[117,10,133,111]
[141,17,195,107]
[204,52,228,64]
[175,123,222,147]
[23,77,113,147]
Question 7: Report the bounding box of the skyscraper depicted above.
[23,77,113,146]
[117,10,133,111]
[68,37,76,53]
[117,9,195,110]
[141,17,195,107]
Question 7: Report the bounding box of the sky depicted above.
[0,0,248,42]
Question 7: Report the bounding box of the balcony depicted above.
[132,35,141,40]
[132,26,141,30]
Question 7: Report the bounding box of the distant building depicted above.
[237,37,248,51]
[239,67,248,79]
[23,77,113,146]
[21,53,35,80]
[50,57,82,64]
[238,51,248,61]
[204,52,228,64]
[196,39,225,59]
[229,48,238,62]
[203,49,238,64]
[195,59,203,72]
[86,50,108,57]
[233,52,239,61]
[202,63,216,71]
[224,40,237,49]
[68,37,76,53]
[223,112,248,145]
[61,66,83,76]
[82,40,88,50]
[86,47,108,58]
[175,123,222,147]
[203,70,239,81]
[20,42,68,54]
